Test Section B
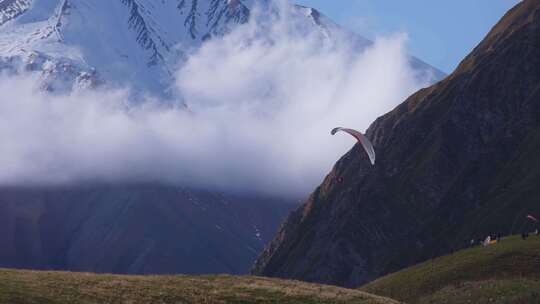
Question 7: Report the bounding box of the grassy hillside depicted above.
[0,269,398,304]
[362,235,540,303]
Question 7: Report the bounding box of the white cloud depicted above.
[0,2,429,197]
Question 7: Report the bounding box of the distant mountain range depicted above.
[253,0,540,287]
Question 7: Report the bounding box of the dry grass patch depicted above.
[0,270,399,304]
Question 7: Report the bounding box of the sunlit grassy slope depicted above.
[361,235,540,303]
[0,269,399,304]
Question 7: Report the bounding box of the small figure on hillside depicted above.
[483,236,491,246]
[522,232,529,240]
[470,239,475,247]
[534,229,539,236]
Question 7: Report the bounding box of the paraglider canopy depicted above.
[527,214,538,222]
[331,127,376,165]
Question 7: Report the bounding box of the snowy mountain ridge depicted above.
[0,0,256,93]
[0,0,30,26]
[0,0,444,95]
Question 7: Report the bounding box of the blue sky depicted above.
[295,1,520,73]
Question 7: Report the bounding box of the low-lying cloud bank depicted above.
[0,2,431,196]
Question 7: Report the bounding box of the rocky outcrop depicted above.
[253,0,540,287]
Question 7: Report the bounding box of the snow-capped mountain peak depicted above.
[0,0,444,95]
[0,0,30,26]
[0,0,255,93]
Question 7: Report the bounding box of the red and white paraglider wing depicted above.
[331,127,376,165]
[527,214,539,222]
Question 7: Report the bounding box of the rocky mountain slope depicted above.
[0,185,294,275]
[253,0,540,287]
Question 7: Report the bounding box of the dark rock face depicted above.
[253,0,540,287]
[0,184,294,275]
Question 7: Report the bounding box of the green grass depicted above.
[0,269,399,304]
[422,279,540,304]
[361,235,540,303]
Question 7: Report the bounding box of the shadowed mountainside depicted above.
[0,185,294,275]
